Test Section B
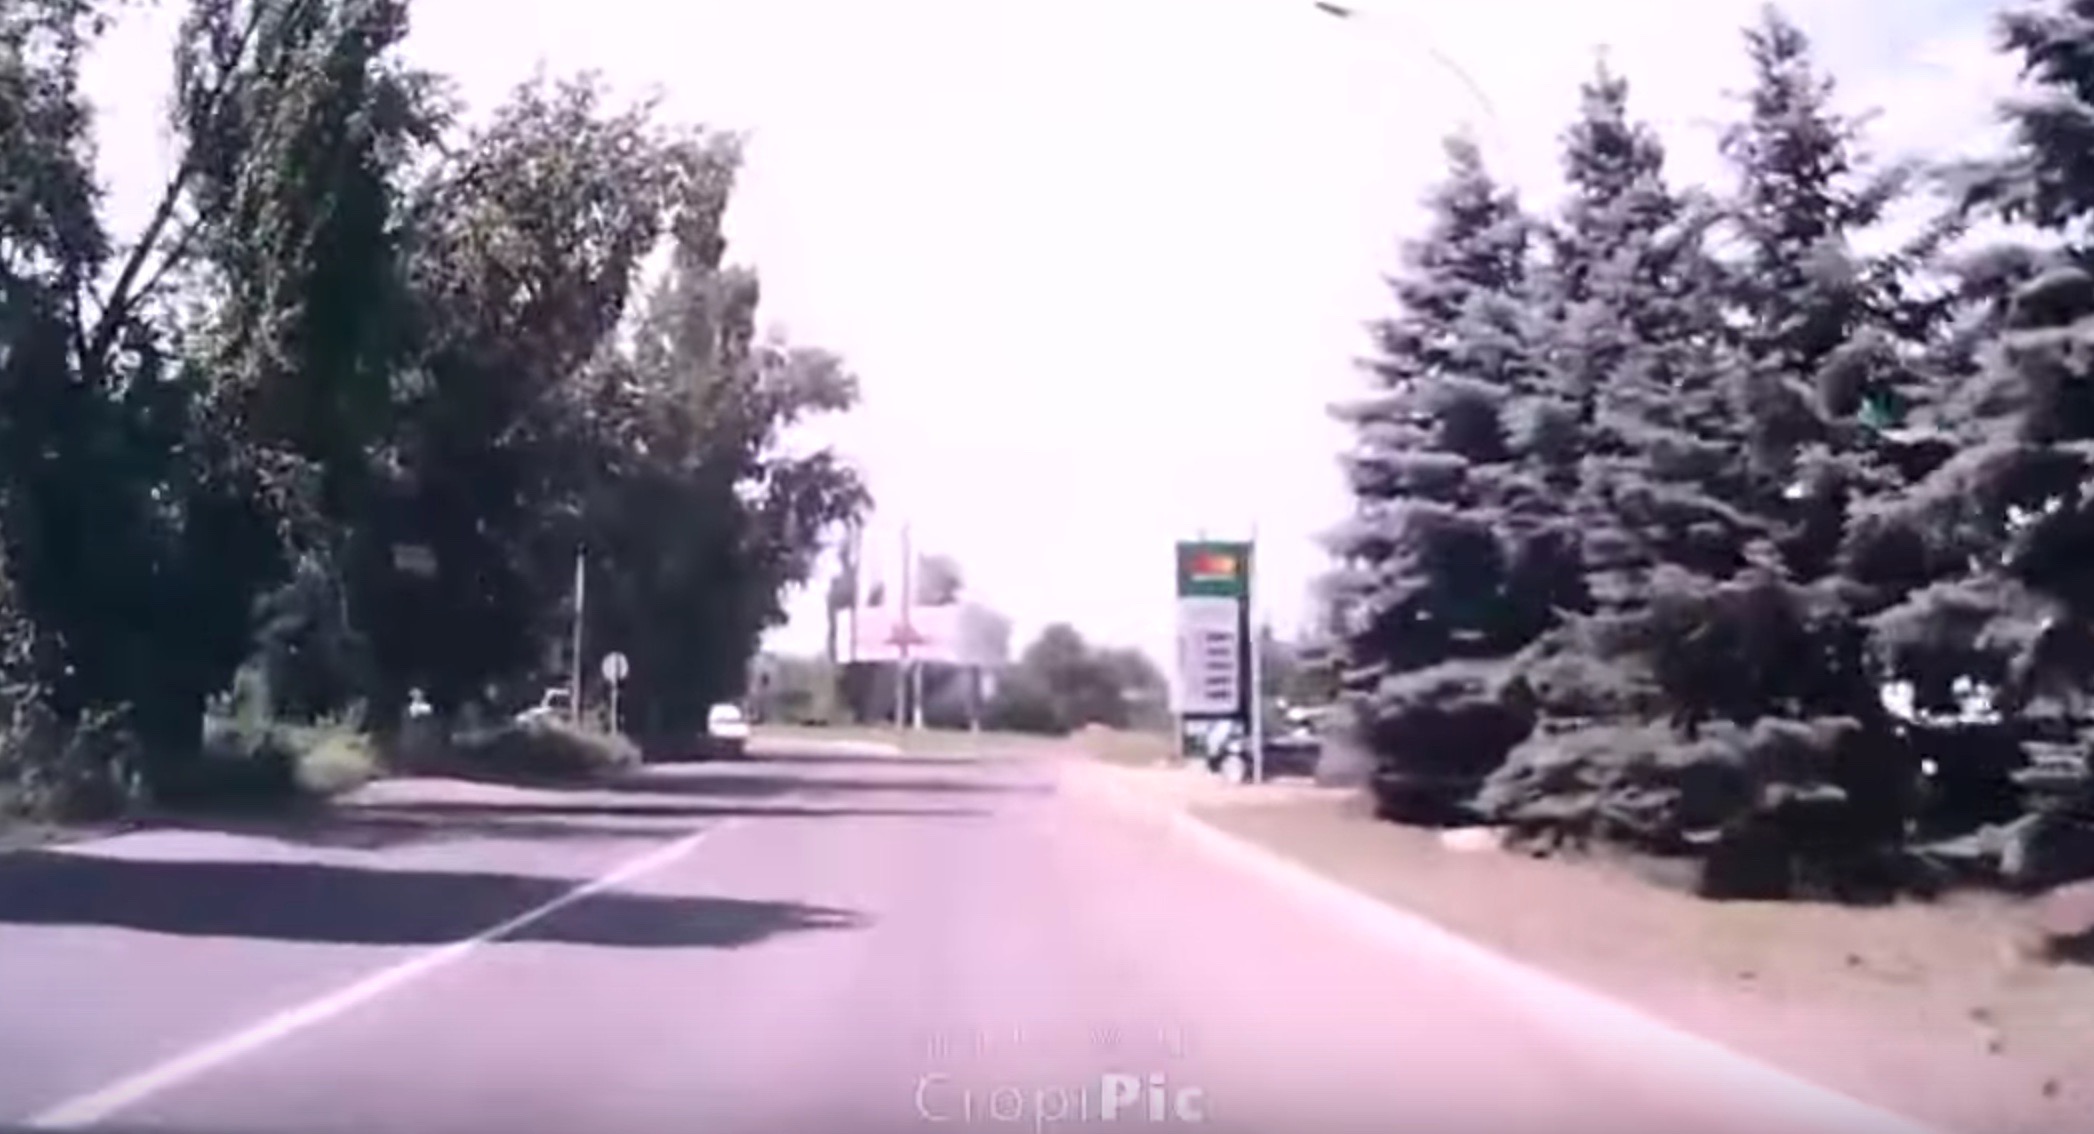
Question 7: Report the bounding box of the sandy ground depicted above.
[1088,759,2094,1134]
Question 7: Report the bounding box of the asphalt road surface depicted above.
[0,739,1942,1134]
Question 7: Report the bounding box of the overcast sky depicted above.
[83,0,2018,672]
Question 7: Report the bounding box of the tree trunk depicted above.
[134,686,207,800]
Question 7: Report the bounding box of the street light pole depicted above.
[895,523,914,730]
[569,545,586,726]
[1307,0,1509,168]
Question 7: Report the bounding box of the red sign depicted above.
[1188,550,1240,581]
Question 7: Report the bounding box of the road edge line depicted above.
[22,820,739,1130]
[1162,804,1958,1134]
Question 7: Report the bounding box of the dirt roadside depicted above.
[1076,759,2094,1134]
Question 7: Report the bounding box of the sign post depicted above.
[1174,539,1255,780]
[600,650,629,734]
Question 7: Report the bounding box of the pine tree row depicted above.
[1329,1,2094,900]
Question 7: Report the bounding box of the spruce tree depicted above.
[1478,59,1920,897]
[1327,137,1554,821]
[1864,0,2094,887]
[1721,7,1952,593]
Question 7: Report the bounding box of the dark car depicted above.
[1201,716,1324,783]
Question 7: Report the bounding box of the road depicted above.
[0,740,1939,1134]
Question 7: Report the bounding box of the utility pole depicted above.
[969,661,982,735]
[912,652,926,730]
[894,523,914,729]
[845,522,863,665]
[569,545,586,726]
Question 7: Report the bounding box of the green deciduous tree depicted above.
[982,623,1163,735]
[0,0,871,812]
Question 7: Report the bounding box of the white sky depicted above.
[83,0,2019,671]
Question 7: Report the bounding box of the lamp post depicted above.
[1306,0,1509,169]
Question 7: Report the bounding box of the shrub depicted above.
[1360,659,1537,824]
[1480,716,1916,901]
[1,699,143,821]
[448,718,640,781]
[295,729,381,796]
[169,715,382,810]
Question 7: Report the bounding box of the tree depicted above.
[180,0,446,726]
[983,624,1163,735]
[0,1,875,812]
[1259,626,1339,708]
[1324,135,1559,819]
[824,532,859,668]
[0,0,430,789]
[914,553,963,606]
[1857,0,2094,888]
[571,135,868,743]
[1718,7,1955,593]
[1476,56,1918,893]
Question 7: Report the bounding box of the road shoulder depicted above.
[1070,759,2090,1134]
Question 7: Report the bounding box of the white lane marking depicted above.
[1165,808,1956,1134]
[24,821,736,1130]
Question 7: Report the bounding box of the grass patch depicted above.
[441,717,640,782]
[755,722,1032,756]
[754,722,1134,762]
[755,722,1178,764]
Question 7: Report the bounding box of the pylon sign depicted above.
[1174,540,1251,718]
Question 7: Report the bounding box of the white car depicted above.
[516,687,571,725]
[705,702,750,758]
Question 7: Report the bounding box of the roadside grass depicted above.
[755,722,1059,758]
[424,717,640,783]
[1185,788,2094,1134]
[754,722,1178,764]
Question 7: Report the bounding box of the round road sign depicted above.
[600,651,630,683]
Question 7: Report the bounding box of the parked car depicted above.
[1194,709,1326,784]
[701,702,750,759]
[1263,718,1324,779]
[515,687,571,725]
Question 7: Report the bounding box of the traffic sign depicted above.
[600,651,630,684]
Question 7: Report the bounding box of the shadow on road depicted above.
[118,798,991,852]
[349,800,989,821]
[744,750,992,769]
[0,851,868,948]
[613,767,1050,799]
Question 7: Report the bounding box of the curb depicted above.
[1081,767,1955,1134]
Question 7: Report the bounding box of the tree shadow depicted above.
[744,751,986,770]
[0,851,868,948]
[349,799,990,821]
[613,767,1049,799]
[120,797,990,852]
